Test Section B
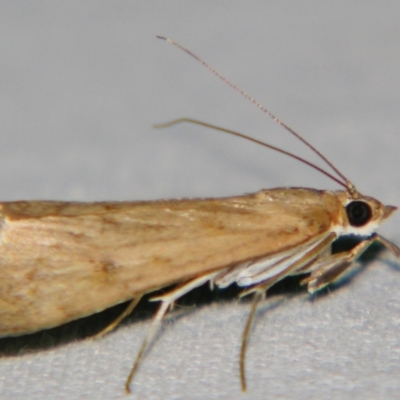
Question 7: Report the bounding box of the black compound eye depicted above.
[346,201,372,227]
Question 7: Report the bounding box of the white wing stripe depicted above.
[215,234,332,288]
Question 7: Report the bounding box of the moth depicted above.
[1,37,399,393]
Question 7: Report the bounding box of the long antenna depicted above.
[156,36,356,194]
[154,118,348,189]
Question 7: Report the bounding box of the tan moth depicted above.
[0,37,398,393]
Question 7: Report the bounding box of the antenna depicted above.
[154,118,348,189]
[156,36,356,194]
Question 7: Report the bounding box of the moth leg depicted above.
[92,295,143,340]
[240,292,263,392]
[236,233,398,392]
[125,299,170,393]
[303,233,400,293]
[237,232,336,391]
[125,270,222,393]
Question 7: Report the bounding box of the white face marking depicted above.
[331,219,379,237]
[342,221,379,237]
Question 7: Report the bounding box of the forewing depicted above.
[0,188,336,335]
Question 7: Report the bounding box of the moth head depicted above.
[337,191,397,236]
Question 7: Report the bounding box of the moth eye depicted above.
[346,201,372,227]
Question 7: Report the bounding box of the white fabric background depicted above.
[0,2,399,399]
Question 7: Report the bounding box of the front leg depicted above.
[302,233,400,294]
